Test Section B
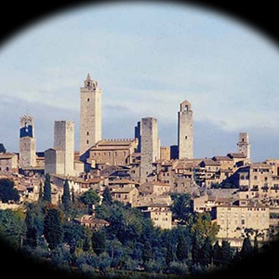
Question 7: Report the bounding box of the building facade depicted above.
[80,74,102,156]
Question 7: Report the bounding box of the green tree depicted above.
[0,209,26,249]
[240,236,253,260]
[253,235,259,257]
[201,236,212,266]
[92,230,106,256]
[192,234,202,265]
[0,143,6,153]
[0,179,20,203]
[142,241,153,263]
[212,241,222,266]
[43,208,64,250]
[165,241,174,265]
[43,173,51,203]
[79,189,100,214]
[221,240,233,265]
[38,182,43,201]
[176,234,187,262]
[63,221,84,254]
[62,179,71,212]
[71,187,75,204]
[171,193,192,224]
[102,186,112,205]
[190,213,219,244]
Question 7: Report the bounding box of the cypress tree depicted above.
[253,235,259,257]
[212,241,222,266]
[43,208,64,250]
[240,236,253,260]
[43,173,51,203]
[92,230,106,256]
[71,187,75,204]
[102,186,113,205]
[142,241,153,263]
[166,241,174,265]
[62,179,71,211]
[202,237,212,266]
[192,235,202,265]
[176,234,187,262]
[221,240,233,265]
[38,182,43,201]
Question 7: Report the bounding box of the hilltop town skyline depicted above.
[1,3,279,161]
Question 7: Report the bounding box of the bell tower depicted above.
[79,74,102,156]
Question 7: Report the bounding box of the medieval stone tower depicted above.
[140,117,160,182]
[178,100,193,159]
[19,115,36,168]
[79,73,102,155]
[237,132,250,159]
[54,120,74,176]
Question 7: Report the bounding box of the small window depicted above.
[87,98,90,102]
[86,140,89,144]
[87,132,89,135]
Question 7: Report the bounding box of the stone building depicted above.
[237,132,251,159]
[178,100,193,159]
[80,74,102,156]
[211,200,270,240]
[87,139,138,167]
[138,203,172,230]
[110,186,139,207]
[0,153,18,173]
[140,117,160,182]
[19,115,36,168]
[45,120,75,176]
[160,146,171,161]
[139,181,171,196]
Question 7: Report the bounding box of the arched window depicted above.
[184,105,188,112]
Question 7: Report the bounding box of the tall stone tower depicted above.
[54,120,74,176]
[79,73,102,156]
[140,117,160,182]
[19,115,36,168]
[237,132,250,159]
[178,100,193,159]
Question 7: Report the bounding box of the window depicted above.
[254,176,258,180]
[86,140,89,144]
[87,132,89,135]
[87,98,90,102]
[185,136,187,139]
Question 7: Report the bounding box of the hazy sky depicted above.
[1,2,279,162]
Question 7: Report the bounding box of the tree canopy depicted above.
[0,179,20,203]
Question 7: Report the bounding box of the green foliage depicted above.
[0,209,26,249]
[0,143,6,153]
[201,237,212,266]
[43,207,64,250]
[102,186,113,205]
[240,236,253,260]
[0,179,20,203]
[62,179,71,212]
[92,230,106,256]
[190,212,219,244]
[212,241,222,266]
[221,240,233,265]
[171,193,192,224]
[63,221,85,254]
[176,234,187,262]
[79,189,100,214]
[142,241,153,263]
[43,174,51,203]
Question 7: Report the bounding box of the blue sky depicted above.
[1,2,279,161]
